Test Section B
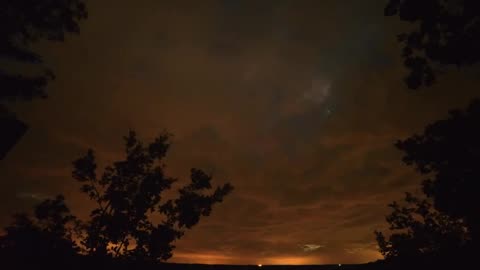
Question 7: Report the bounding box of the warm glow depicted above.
[171,251,327,265]
[264,256,320,265]
[172,252,237,265]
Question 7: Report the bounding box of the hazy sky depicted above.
[1,0,479,265]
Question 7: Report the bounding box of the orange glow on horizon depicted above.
[263,256,321,265]
[171,252,327,265]
[171,252,238,265]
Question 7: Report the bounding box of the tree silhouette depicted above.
[0,107,27,160]
[376,99,480,266]
[0,0,88,159]
[1,130,233,264]
[0,0,87,101]
[385,0,480,89]
[375,192,468,261]
[394,99,480,242]
[0,195,80,261]
[72,130,233,261]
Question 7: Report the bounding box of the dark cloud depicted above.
[2,0,480,265]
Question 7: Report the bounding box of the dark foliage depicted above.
[1,131,233,264]
[0,0,87,101]
[385,0,480,89]
[376,99,480,267]
[0,195,80,261]
[374,192,468,260]
[0,108,27,159]
[0,0,87,99]
[0,0,87,159]
[395,99,480,241]
[71,130,233,261]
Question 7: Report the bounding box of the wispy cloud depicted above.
[302,244,325,252]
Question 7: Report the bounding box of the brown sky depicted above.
[1,0,479,265]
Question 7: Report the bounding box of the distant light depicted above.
[258,264,262,267]
[338,264,341,267]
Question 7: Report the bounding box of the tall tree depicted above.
[385,0,480,89]
[1,130,233,263]
[395,99,480,241]
[0,0,87,159]
[376,99,480,265]
[72,130,233,261]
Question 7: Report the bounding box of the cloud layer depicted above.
[1,0,479,265]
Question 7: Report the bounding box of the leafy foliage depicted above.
[376,99,480,263]
[0,195,80,260]
[0,0,88,102]
[385,0,480,89]
[375,192,468,260]
[1,130,232,263]
[72,130,233,261]
[395,98,480,240]
[0,0,88,160]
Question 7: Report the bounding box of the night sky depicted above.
[1,0,479,265]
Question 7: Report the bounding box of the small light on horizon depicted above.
[258,264,262,267]
[339,264,341,267]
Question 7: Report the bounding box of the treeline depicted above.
[371,0,480,269]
